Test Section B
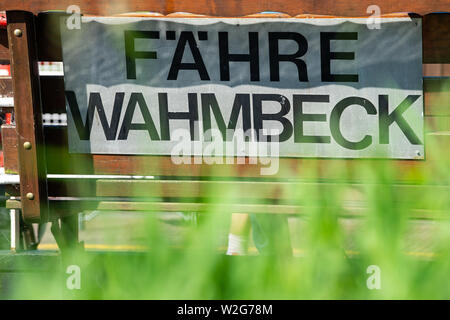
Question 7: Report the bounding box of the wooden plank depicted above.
[6,199,21,209]
[88,154,417,181]
[6,197,446,220]
[36,12,65,61]
[1,125,18,173]
[0,29,8,61]
[7,10,48,223]
[423,13,450,64]
[41,126,448,183]
[0,0,449,17]
[423,64,450,77]
[93,201,450,220]
[98,179,298,200]
[92,180,450,204]
[29,11,450,63]
[40,178,450,213]
[0,123,443,179]
[42,199,448,220]
[87,156,434,182]
[96,201,301,214]
[424,77,450,116]
[0,78,12,97]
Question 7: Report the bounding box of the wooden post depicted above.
[6,10,48,223]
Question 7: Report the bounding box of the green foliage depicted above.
[4,155,449,300]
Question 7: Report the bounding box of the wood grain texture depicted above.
[39,125,447,179]
[0,78,12,97]
[28,11,450,64]
[0,29,9,61]
[7,10,48,223]
[1,125,18,173]
[423,13,450,64]
[7,125,442,183]
[1,0,449,16]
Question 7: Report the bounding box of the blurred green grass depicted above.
[1,154,448,300]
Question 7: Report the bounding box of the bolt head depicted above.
[23,141,32,150]
[13,29,22,37]
[26,192,34,200]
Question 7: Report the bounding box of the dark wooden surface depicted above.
[423,13,450,64]
[6,11,48,223]
[47,129,449,181]
[40,76,65,113]
[25,11,450,64]
[1,0,449,16]
[0,78,12,97]
[1,125,18,173]
[0,28,9,61]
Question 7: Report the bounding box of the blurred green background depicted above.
[0,155,448,300]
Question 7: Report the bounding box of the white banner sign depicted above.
[61,17,423,159]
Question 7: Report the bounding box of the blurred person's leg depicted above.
[251,214,292,256]
[226,213,250,255]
